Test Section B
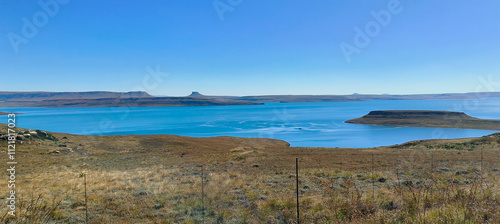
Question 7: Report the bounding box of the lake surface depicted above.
[1,98,500,148]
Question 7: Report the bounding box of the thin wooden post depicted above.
[84,174,88,224]
[31,185,34,224]
[431,151,434,172]
[396,167,401,198]
[296,158,300,224]
[481,148,484,174]
[372,154,375,200]
[201,165,205,223]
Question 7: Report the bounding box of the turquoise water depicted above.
[1,98,499,148]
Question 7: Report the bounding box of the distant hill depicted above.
[0,91,152,102]
[189,91,204,97]
[2,91,500,107]
[0,91,261,107]
[184,92,500,103]
[346,110,500,130]
[0,97,261,107]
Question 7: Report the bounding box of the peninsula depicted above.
[346,110,500,130]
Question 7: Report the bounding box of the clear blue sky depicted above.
[1,0,499,96]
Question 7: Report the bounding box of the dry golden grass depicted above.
[0,124,499,223]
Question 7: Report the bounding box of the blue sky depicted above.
[1,0,499,96]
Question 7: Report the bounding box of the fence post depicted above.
[296,158,300,224]
[30,185,34,224]
[201,165,205,223]
[431,151,434,172]
[481,148,484,174]
[84,173,88,224]
[396,167,401,198]
[372,154,375,200]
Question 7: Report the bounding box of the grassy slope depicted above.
[1,124,500,223]
[346,110,500,130]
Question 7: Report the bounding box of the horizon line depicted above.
[2,90,500,97]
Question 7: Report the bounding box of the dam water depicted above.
[1,98,499,148]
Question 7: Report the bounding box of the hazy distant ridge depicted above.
[0,91,152,102]
[2,91,500,107]
[0,91,260,107]
[190,91,500,103]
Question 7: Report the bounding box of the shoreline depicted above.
[2,123,498,149]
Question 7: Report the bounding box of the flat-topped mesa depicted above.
[188,91,205,98]
[364,110,473,119]
[346,110,500,130]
